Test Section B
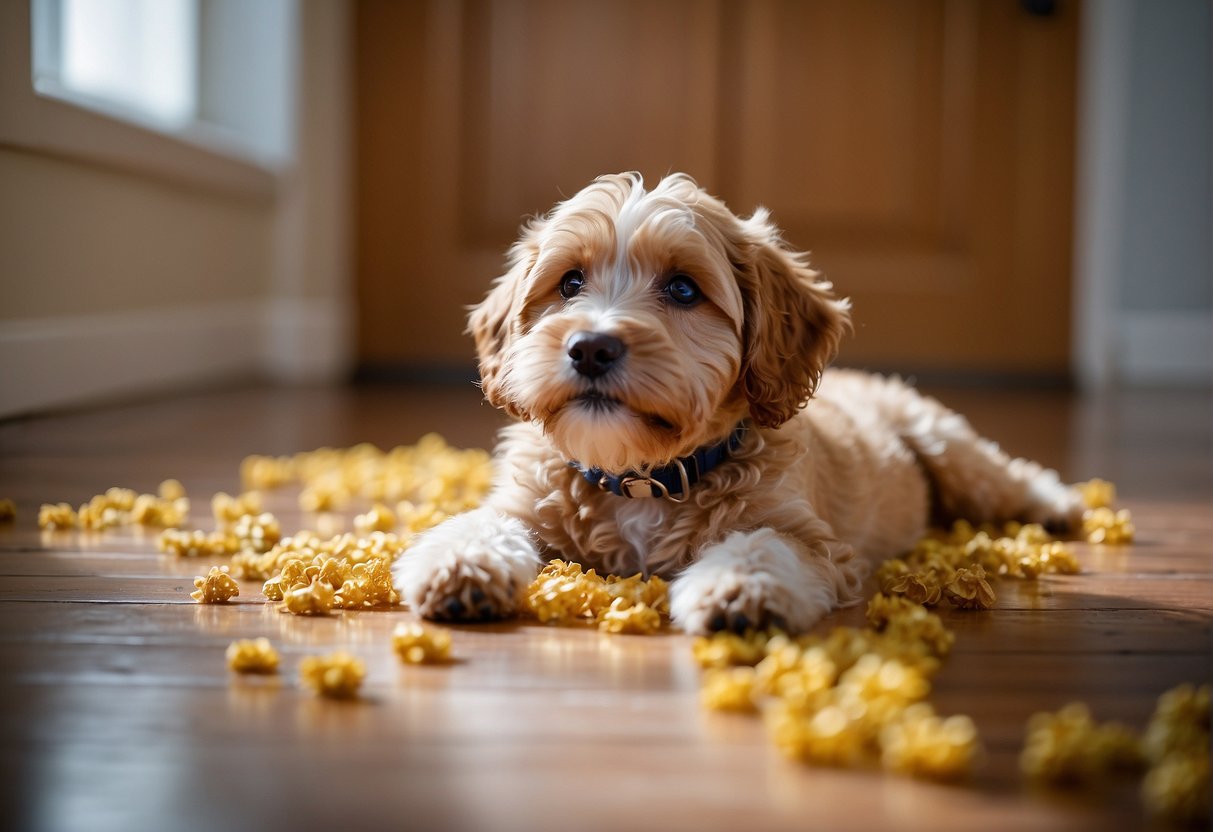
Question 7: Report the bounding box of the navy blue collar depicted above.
[571,423,748,502]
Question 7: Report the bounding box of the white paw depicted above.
[669,529,843,636]
[393,507,541,621]
[1023,469,1087,533]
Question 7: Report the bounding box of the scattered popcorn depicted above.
[354,502,397,534]
[1020,703,1142,783]
[191,566,240,603]
[232,511,282,553]
[392,622,453,664]
[241,435,492,523]
[1077,478,1116,509]
[0,498,16,522]
[700,667,758,712]
[158,528,239,558]
[38,503,77,530]
[279,577,336,616]
[880,703,980,780]
[692,630,773,669]
[262,555,399,610]
[395,500,449,533]
[299,652,365,699]
[128,493,189,527]
[597,597,662,634]
[1142,683,1210,763]
[884,571,942,606]
[211,491,263,527]
[605,572,670,614]
[943,564,997,610]
[233,530,408,582]
[1082,507,1135,545]
[866,595,955,658]
[300,485,343,513]
[757,643,838,708]
[767,700,869,767]
[522,560,669,630]
[1142,750,1210,824]
[226,638,280,674]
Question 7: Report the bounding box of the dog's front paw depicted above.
[1020,467,1087,534]
[669,529,843,636]
[393,507,541,622]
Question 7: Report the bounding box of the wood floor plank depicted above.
[0,383,1208,832]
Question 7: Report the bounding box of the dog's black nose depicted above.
[566,331,626,378]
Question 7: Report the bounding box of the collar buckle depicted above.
[617,459,690,503]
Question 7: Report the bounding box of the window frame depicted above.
[0,0,280,202]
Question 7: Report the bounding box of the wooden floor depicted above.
[0,382,1209,832]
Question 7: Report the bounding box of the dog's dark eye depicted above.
[559,269,585,299]
[665,274,702,306]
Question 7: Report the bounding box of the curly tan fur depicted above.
[394,172,1085,635]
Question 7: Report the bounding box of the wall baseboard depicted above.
[1117,311,1212,386]
[0,297,352,418]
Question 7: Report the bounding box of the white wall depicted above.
[1076,0,1213,388]
[0,0,352,417]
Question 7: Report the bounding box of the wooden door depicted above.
[355,0,1078,380]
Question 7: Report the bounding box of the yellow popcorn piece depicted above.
[279,577,336,616]
[211,491,263,527]
[392,622,453,664]
[1140,683,1211,823]
[395,500,449,534]
[943,564,997,610]
[38,502,77,530]
[767,700,870,767]
[1082,507,1135,545]
[129,493,190,527]
[157,528,239,558]
[0,498,16,522]
[1143,750,1210,824]
[234,530,408,582]
[883,571,942,606]
[1143,683,1210,764]
[605,572,670,614]
[299,652,365,699]
[597,597,662,634]
[524,559,611,624]
[1020,702,1142,783]
[262,554,399,610]
[880,703,979,780]
[760,644,838,709]
[158,479,187,501]
[701,667,758,712]
[226,638,280,674]
[191,566,240,603]
[692,630,773,669]
[232,511,282,553]
[354,502,397,534]
[522,559,668,630]
[243,435,492,522]
[300,485,343,513]
[1077,478,1116,509]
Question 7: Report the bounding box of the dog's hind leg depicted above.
[891,388,1085,533]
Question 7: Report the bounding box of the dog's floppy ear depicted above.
[467,220,541,418]
[736,210,851,428]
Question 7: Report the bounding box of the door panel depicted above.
[355,0,1077,378]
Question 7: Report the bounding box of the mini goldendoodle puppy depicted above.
[394,172,1085,635]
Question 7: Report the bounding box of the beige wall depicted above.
[0,1,351,417]
[0,148,274,322]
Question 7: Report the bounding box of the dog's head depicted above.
[469,172,850,473]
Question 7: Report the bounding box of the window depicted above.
[30,0,295,170]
